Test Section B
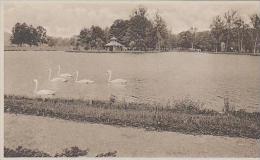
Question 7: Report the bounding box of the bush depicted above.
[55,146,88,157]
[4,146,51,157]
[223,97,236,113]
[96,151,117,157]
[5,146,89,157]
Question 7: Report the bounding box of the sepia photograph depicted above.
[2,0,260,158]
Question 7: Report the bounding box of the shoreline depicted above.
[4,47,260,56]
[65,50,260,56]
[4,95,260,139]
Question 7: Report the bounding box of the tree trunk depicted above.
[254,35,258,54]
[226,32,229,52]
[216,38,220,53]
[238,38,240,53]
[226,39,229,52]
[237,32,240,53]
[240,39,243,53]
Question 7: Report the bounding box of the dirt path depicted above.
[4,113,260,157]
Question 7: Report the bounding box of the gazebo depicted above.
[105,37,125,52]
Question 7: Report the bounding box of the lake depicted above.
[4,51,260,112]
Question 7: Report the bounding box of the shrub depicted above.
[96,151,117,157]
[54,146,88,157]
[4,146,51,157]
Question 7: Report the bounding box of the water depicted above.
[4,51,260,112]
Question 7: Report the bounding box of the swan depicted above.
[75,71,94,84]
[33,79,56,95]
[49,68,68,82]
[57,65,73,78]
[107,70,127,84]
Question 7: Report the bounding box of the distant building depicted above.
[105,37,125,52]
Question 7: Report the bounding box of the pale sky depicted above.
[4,1,260,38]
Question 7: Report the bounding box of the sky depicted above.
[4,1,260,38]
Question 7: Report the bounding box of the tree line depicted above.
[10,23,48,46]
[210,10,260,53]
[10,7,260,53]
[10,22,72,48]
[76,7,260,53]
[76,7,170,51]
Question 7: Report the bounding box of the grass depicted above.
[4,146,117,157]
[96,151,117,157]
[54,146,88,157]
[4,95,260,139]
[4,146,51,157]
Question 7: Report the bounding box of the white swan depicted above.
[49,68,68,82]
[33,79,56,95]
[75,71,94,84]
[107,70,127,84]
[58,65,73,78]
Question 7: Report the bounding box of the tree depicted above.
[210,16,225,52]
[10,22,48,47]
[69,36,80,50]
[167,33,177,50]
[36,26,47,45]
[177,31,192,49]
[47,36,57,47]
[234,17,249,52]
[90,25,106,49]
[242,28,254,52]
[28,25,39,46]
[153,12,169,51]
[195,31,214,51]
[78,28,92,49]
[10,22,28,46]
[250,14,260,54]
[78,26,106,50]
[223,10,239,51]
[125,7,154,50]
[109,19,129,45]
[103,27,110,44]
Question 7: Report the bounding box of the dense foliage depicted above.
[76,7,260,53]
[10,7,260,53]
[4,146,89,157]
[4,146,51,157]
[210,11,260,53]
[78,26,107,50]
[11,23,47,46]
[77,7,170,51]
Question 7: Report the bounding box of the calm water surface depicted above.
[4,51,260,112]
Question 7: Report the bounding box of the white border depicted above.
[0,0,4,159]
[0,0,259,160]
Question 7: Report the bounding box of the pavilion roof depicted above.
[105,41,124,47]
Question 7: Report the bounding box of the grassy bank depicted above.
[4,95,260,139]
